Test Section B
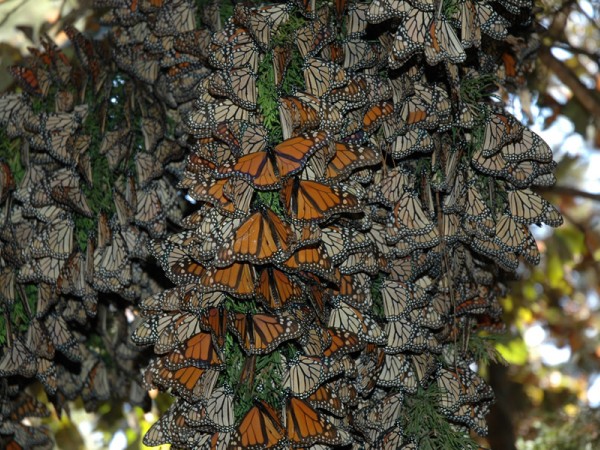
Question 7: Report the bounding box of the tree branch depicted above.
[536,185,600,201]
[538,45,600,119]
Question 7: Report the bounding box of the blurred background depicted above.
[0,0,599,448]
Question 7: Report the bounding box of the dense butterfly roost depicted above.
[0,13,190,450]
[0,0,561,448]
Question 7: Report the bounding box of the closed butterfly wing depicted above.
[229,312,302,354]
[286,397,351,447]
[229,401,285,449]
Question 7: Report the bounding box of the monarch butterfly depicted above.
[6,391,50,422]
[233,4,290,51]
[323,141,381,182]
[225,131,332,189]
[462,181,494,233]
[319,226,370,266]
[201,386,236,432]
[268,45,292,92]
[173,29,212,58]
[29,216,74,260]
[377,353,417,392]
[199,262,257,298]
[480,110,523,157]
[510,159,554,190]
[18,255,64,285]
[208,67,257,110]
[210,38,260,74]
[282,355,330,399]
[64,26,103,84]
[328,273,372,310]
[255,267,304,310]
[214,120,268,156]
[501,129,553,163]
[215,207,296,266]
[393,189,436,236]
[363,101,394,134]
[391,128,434,160]
[303,57,347,97]
[306,384,345,417]
[471,145,509,177]
[164,332,224,370]
[279,96,321,140]
[135,185,166,237]
[295,18,335,59]
[134,152,163,188]
[382,279,429,320]
[328,300,386,345]
[142,284,225,313]
[98,127,130,169]
[280,245,338,283]
[153,0,196,35]
[367,0,409,23]
[186,100,250,133]
[384,317,429,354]
[341,39,380,71]
[43,168,93,218]
[436,368,468,414]
[94,227,129,281]
[327,77,368,108]
[346,2,369,35]
[355,343,385,395]
[57,252,96,315]
[0,339,37,378]
[285,397,351,447]
[424,17,466,65]
[229,401,285,449]
[492,213,527,252]
[145,359,218,403]
[8,65,50,97]
[456,0,509,48]
[357,392,404,433]
[180,172,252,218]
[142,403,179,447]
[281,178,361,223]
[507,188,563,226]
[228,312,302,354]
[44,312,81,362]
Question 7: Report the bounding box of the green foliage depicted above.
[403,384,480,450]
[0,284,37,345]
[370,272,386,321]
[516,408,600,450]
[256,191,283,213]
[460,74,496,106]
[257,52,283,144]
[467,332,509,367]
[219,333,288,420]
[0,130,23,184]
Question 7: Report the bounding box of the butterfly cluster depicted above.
[123,0,563,449]
[0,18,191,449]
[0,0,562,448]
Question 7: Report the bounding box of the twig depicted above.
[536,185,600,202]
[538,45,600,119]
[0,0,29,27]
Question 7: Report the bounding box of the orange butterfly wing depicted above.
[230,401,285,449]
[281,178,360,222]
[286,397,349,447]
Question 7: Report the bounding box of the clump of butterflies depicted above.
[0,0,562,448]
[0,12,192,450]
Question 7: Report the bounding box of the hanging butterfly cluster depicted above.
[0,20,190,449]
[129,0,563,448]
[0,0,563,447]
